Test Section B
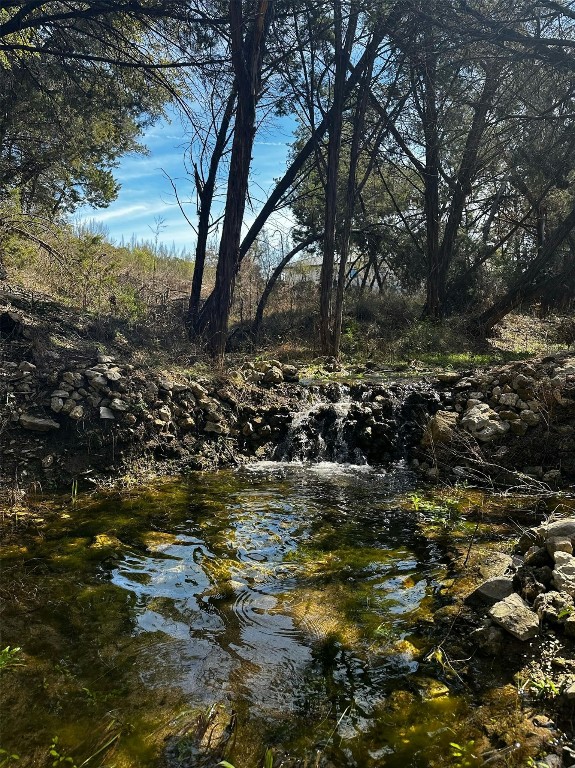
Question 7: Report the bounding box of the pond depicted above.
[0,462,552,768]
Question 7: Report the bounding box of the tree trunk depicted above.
[201,0,272,359]
[187,87,236,333]
[319,0,358,354]
[421,23,441,320]
[195,12,392,337]
[332,49,374,358]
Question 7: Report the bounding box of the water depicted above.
[0,465,540,767]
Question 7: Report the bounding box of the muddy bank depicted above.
[1,284,574,498]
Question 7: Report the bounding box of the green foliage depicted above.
[49,737,77,768]
[449,740,478,767]
[0,647,23,672]
[0,749,19,766]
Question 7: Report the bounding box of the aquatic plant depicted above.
[449,739,478,767]
[0,647,23,672]
[0,749,19,766]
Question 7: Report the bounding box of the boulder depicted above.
[263,366,284,385]
[421,410,458,447]
[552,551,575,595]
[488,593,539,640]
[99,407,115,419]
[466,577,515,606]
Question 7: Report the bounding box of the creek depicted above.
[0,459,561,768]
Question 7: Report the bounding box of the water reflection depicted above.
[110,462,444,734]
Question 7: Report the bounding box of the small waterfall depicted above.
[272,381,443,467]
[274,397,367,464]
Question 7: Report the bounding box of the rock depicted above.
[159,378,173,391]
[436,372,461,384]
[552,552,575,594]
[99,407,115,419]
[282,364,299,381]
[563,683,575,701]
[18,361,37,372]
[460,403,509,441]
[499,392,519,407]
[50,397,64,413]
[525,546,552,567]
[97,355,115,364]
[109,398,129,412]
[263,366,284,385]
[479,552,513,579]
[488,593,540,640]
[178,417,195,430]
[69,405,84,420]
[105,368,123,383]
[510,421,528,436]
[533,590,574,625]
[466,577,515,606]
[547,537,573,558]
[204,421,227,435]
[190,381,208,398]
[471,624,505,655]
[157,406,172,422]
[539,519,575,542]
[421,410,458,447]
[499,409,519,421]
[19,414,60,432]
[564,615,575,638]
[520,409,540,426]
[41,455,54,468]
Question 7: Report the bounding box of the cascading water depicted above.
[272,380,442,467]
[273,391,368,464]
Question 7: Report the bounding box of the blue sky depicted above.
[78,111,296,256]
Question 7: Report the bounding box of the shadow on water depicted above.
[2,464,565,767]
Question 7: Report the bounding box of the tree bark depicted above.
[202,0,272,359]
[319,0,358,354]
[187,87,236,333]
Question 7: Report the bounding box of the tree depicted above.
[198,0,274,359]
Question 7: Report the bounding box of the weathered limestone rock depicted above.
[51,397,64,413]
[190,381,208,399]
[539,520,575,543]
[547,537,573,558]
[263,366,284,385]
[19,414,60,431]
[460,403,509,442]
[552,551,575,594]
[489,593,539,640]
[421,410,458,447]
[69,405,84,420]
[466,577,515,606]
[109,398,129,412]
[282,364,299,381]
[520,409,540,426]
[533,590,574,624]
[157,406,171,423]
